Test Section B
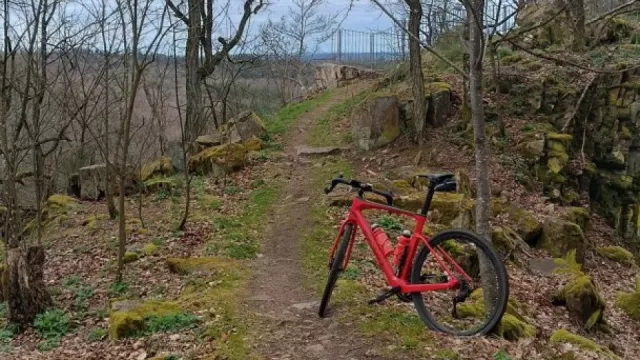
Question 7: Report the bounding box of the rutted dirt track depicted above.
[245,85,387,360]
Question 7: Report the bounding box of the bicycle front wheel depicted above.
[318,223,353,318]
[411,229,509,336]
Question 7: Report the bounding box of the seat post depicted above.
[420,185,436,216]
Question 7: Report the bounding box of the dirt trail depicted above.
[245,85,386,360]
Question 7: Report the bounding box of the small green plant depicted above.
[62,275,81,289]
[88,327,108,342]
[108,281,129,297]
[0,324,18,343]
[75,286,95,309]
[37,337,61,352]
[493,349,512,360]
[151,237,166,247]
[154,189,169,201]
[342,266,362,280]
[378,215,403,232]
[34,309,70,340]
[0,303,7,319]
[251,179,266,188]
[145,313,198,334]
[223,185,242,195]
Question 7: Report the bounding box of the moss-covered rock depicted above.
[108,300,182,340]
[561,207,590,232]
[143,243,159,256]
[492,200,542,244]
[244,136,263,152]
[538,218,586,262]
[596,246,634,265]
[166,257,231,276]
[550,329,620,359]
[123,251,139,264]
[456,289,535,341]
[491,226,518,257]
[141,156,174,181]
[188,142,247,175]
[519,139,545,160]
[552,275,605,329]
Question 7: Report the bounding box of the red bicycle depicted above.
[319,173,508,336]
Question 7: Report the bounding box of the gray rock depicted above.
[304,344,325,354]
[351,95,401,151]
[111,299,142,312]
[528,258,567,275]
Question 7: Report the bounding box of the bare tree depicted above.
[261,0,339,104]
[112,0,167,281]
[165,0,265,144]
[406,0,428,142]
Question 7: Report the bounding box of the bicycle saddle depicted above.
[417,173,455,185]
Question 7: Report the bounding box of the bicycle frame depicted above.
[329,196,472,294]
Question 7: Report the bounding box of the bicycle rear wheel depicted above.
[318,223,353,318]
[411,229,508,336]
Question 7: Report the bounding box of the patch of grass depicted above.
[0,303,7,319]
[34,309,70,340]
[37,337,61,352]
[0,324,18,343]
[151,237,166,247]
[265,90,333,136]
[208,183,281,260]
[62,275,81,289]
[308,90,370,147]
[145,313,198,334]
[108,281,129,297]
[342,266,362,280]
[87,327,108,342]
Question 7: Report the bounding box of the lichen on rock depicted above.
[552,275,605,329]
[550,329,620,359]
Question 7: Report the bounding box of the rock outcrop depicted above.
[350,95,401,150]
[312,63,380,91]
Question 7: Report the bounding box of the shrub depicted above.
[145,313,198,334]
[34,309,70,340]
[88,328,108,342]
[109,281,129,297]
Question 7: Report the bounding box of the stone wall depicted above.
[312,63,380,92]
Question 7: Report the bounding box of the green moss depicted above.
[491,226,518,256]
[123,252,138,264]
[189,143,247,174]
[166,256,234,275]
[47,195,77,209]
[108,300,182,340]
[596,246,634,265]
[550,329,620,359]
[554,275,605,329]
[547,157,563,174]
[612,175,633,190]
[616,292,640,320]
[547,132,573,142]
[562,207,590,231]
[547,140,567,154]
[425,82,453,95]
[538,219,585,262]
[621,125,633,140]
[143,243,159,256]
[141,156,174,181]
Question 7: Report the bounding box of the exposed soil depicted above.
[245,83,388,360]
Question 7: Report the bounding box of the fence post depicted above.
[401,19,407,60]
[337,29,342,64]
[370,33,375,69]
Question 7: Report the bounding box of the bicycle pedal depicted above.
[368,287,401,304]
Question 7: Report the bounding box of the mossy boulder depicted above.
[615,277,640,320]
[490,226,519,257]
[491,200,542,244]
[123,251,139,264]
[519,139,545,160]
[141,156,174,181]
[166,257,230,276]
[538,218,586,263]
[350,95,401,151]
[143,243,159,256]
[457,289,535,340]
[596,246,634,265]
[552,275,605,329]
[108,300,182,340]
[562,207,590,232]
[424,82,452,127]
[188,142,247,175]
[550,329,620,359]
[47,194,78,209]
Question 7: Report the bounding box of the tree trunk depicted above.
[184,0,205,145]
[570,0,586,51]
[488,43,505,137]
[116,175,126,282]
[407,0,427,143]
[5,246,52,328]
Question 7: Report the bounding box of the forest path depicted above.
[244,85,385,360]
